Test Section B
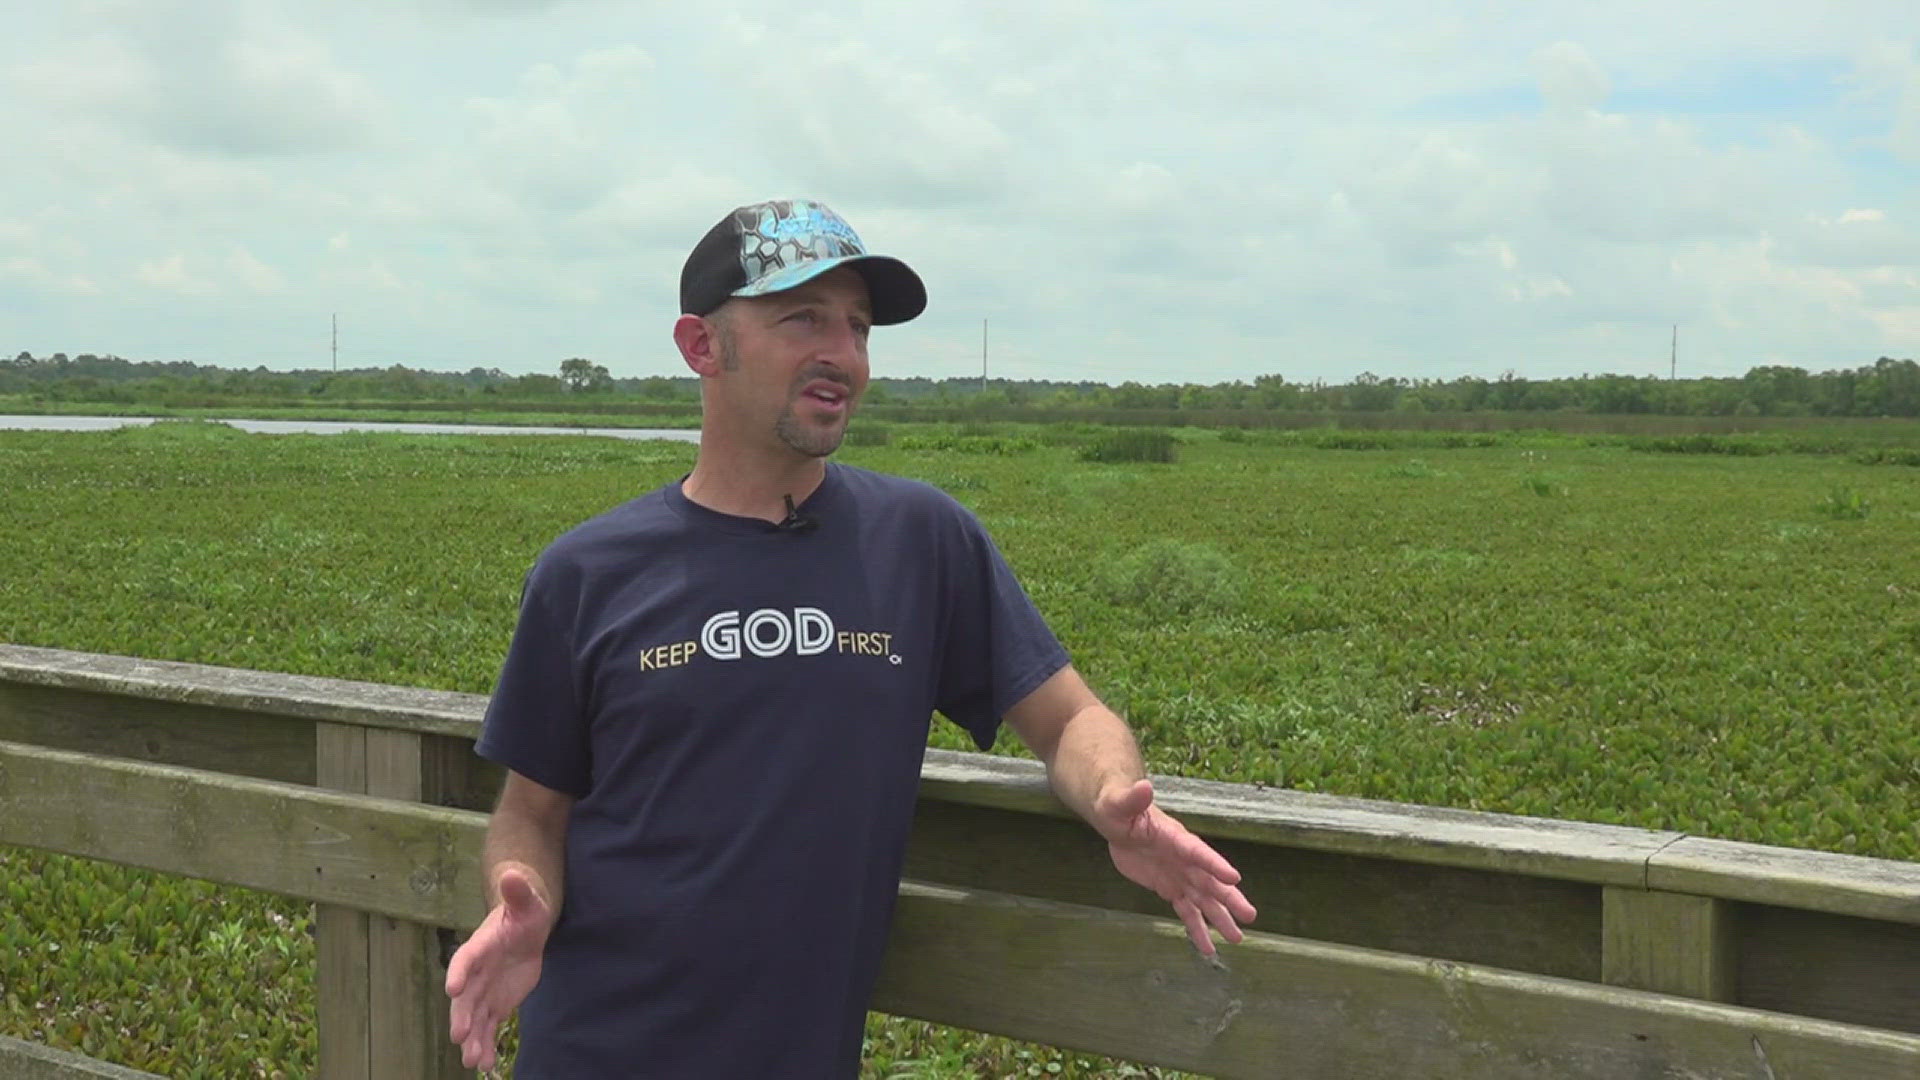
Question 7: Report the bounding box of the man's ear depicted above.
[673,313,722,377]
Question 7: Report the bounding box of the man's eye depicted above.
[787,310,818,325]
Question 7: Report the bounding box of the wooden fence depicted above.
[1,642,1917,1078]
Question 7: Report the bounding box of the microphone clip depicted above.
[777,494,818,535]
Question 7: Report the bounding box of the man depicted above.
[445,198,1257,1076]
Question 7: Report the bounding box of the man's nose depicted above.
[815,319,867,364]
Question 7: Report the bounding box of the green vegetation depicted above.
[1816,485,1872,521]
[3,419,1919,1076]
[1093,540,1243,619]
[1080,429,1178,463]
[8,349,1920,419]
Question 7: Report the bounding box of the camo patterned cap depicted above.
[679,199,927,325]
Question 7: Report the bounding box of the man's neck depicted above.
[680,440,829,524]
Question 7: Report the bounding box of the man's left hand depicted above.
[1094,778,1258,956]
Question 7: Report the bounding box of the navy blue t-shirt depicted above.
[475,463,1069,1078]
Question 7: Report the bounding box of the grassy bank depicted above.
[2,420,1917,1075]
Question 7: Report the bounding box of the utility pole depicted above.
[981,318,988,395]
[1670,324,1676,381]
[332,313,338,372]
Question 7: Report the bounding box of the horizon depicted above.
[6,347,1914,389]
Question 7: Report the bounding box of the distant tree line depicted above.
[4,350,1919,418]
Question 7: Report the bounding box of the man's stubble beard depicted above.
[719,333,851,459]
[774,397,852,458]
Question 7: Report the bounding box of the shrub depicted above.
[842,423,891,446]
[1270,429,1502,451]
[1094,539,1242,619]
[1523,472,1570,498]
[1853,448,1920,467]
[1815,486,1871,520]
[1382,459,1440,479]
[1625,434,1777,456]
[895,434,1037,455]
[1079,429,1176,463]
[1035,424,1097,448]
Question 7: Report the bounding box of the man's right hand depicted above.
[445,864,556,1071]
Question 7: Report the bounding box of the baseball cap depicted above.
[679,198,927,325]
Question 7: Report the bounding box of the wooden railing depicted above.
[1,642,1917,1078]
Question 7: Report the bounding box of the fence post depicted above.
[1601,886,1736,1001]
[315,723,471,1079]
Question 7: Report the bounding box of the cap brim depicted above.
[733,254,927,326]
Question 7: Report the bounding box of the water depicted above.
[0,414,702,443]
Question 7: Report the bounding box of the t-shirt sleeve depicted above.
[474,557,593,798]
[932,501,1070,750]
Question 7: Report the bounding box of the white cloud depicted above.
[3,0,1918,381]
[1536,41,1611,115]
[1852,41,1920,161]
[1,257,99,296]
[716,22,1013,207]
[463,46,656,212]
[1870,303,1920,347]
[227,246,285,294]
[136,255,217,296]
[12,2,383,156]
[1785,208,1915,268]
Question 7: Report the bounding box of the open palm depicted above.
[445,868,553,1070]
[1097,779,1257,955]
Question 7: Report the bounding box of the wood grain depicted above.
[0,682,314,785]
[315,723,372,1080]
[0,643,484,739]
[0,739,488,927]
[1602,887,1735,1001]
[920,749,1681,888]
[906,799,1604,979]
[1650,835,1920,925]
[0,1035,164,1078]
[1736,902,1920,1035]
[874,881,1920,1079]
[361,727,469,1079]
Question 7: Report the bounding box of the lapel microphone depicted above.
[776,494,819,535]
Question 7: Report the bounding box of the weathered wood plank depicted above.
[315,902,371,1080]
[363,727,469,1079]
[0,649,503,809]
[920,750,1680,888]
[906,799,1603,980]
[7,735,1920,1071]
[0,643,484,739]
[0,739,488,928]
[0,682,314,785]
[420,732,502,814]
[873,882,1920,1079]
[367,911,467,1078]
[1736,903,1920,1035]
[315,723,372,1080]
[1649,835,1920,925]
[1602,887,1735,1001]
[8,645,1918,929]
[0,1035,164,1078]
[317,722,368,793]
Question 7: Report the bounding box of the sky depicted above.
[3,1,1918,386]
